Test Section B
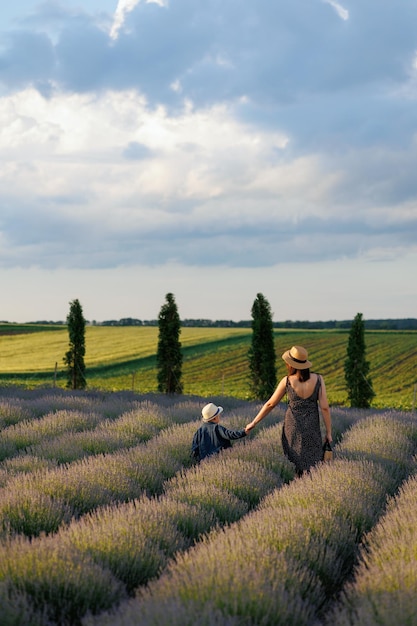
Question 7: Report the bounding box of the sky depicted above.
[1,0,417,323]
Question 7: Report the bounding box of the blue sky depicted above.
[1,0,416,323]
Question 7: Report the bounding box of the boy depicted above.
[191,402,247,462]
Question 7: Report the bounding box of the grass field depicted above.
[0,325,416,410]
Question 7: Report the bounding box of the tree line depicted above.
[30,317,417,330]
[65,295,374,408]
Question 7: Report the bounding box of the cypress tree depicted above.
[63,298,86,390]
[344,312,375,407]
[248,293,277,399]
[157,293,183,394]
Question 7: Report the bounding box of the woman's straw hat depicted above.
[282,345,312,370]
[202,403,223,422]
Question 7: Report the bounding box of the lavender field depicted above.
[0,387,416,625]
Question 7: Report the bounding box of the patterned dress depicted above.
[282,375,323,474]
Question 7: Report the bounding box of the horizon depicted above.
[2,316,416,327]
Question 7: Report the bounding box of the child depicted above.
[191,402,247,462]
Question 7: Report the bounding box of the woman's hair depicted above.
[286,364,311,381]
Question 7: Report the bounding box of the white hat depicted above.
[202,402,223,422]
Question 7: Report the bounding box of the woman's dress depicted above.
[282,375,323,473]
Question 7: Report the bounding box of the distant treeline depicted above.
[274,318,417,331]
[96,317,417,330]
[26,317,417,330]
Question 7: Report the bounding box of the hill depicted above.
[0,325,416,410]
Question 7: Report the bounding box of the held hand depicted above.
[245,423,255,434]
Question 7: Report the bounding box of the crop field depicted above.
[0,387,416,625]
[1,325,417,409]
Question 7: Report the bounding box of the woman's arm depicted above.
[245,376,287,433]
[318,375,332,442]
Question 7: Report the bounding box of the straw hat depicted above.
[282,345,312,370]
[202,403,223,422]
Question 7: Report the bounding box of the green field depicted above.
[0,325,416,409]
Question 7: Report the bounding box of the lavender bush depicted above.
[0,533,125,624]
[0,395,295,624]
[329,472,417,625]
[0,412,199,535]
[0,486,72,537]
[0,400,32,428]
[0,581,51,626]
[1,387,415,626]
[0,410,102,460]
[63,496,187,594]
[26,404,172,463]
[89,411,416,626]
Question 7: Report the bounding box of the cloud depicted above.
[1,69,417,275]
[1,0,417,290]
[2,1,417,113]
[110,0,167,40]
[323,0,349,21]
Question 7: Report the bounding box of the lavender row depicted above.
[330,470,417,625]
[86,411,417,626]
[0,424,294,625]
[0,394,259,537]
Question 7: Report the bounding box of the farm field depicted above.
[0,325,417,409]
[0,387,416,625]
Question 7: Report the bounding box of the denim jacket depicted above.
[191,421,246,461]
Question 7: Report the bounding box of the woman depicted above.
[245,345,332,476]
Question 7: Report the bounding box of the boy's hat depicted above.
[202,403,223,422]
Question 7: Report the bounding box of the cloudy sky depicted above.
[1,0,416,323]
